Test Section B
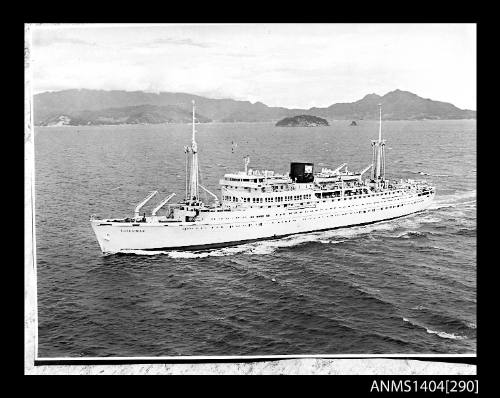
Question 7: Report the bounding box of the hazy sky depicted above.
[29,23,476,110]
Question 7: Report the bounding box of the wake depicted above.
[402,317,468,341]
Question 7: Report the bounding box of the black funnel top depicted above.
[290,162,314,183]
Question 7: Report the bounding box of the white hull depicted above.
[91,191,434,254]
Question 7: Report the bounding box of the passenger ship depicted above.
[91,102,435,254]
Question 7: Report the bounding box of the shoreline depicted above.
[35,119,477,128]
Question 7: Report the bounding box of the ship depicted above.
[90,101,435,254]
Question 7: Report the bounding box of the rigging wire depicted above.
[197,159,209,204]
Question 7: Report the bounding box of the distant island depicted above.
[276,115,329,127]
[34,88,476,126]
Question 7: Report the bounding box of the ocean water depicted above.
[34,120,476,357]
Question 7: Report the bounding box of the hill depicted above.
[34,88,476,126]
[37,104,211,126]
[309,90,476,120]
[276,115,329,127]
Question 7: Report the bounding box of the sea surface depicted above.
[34,120,476,357]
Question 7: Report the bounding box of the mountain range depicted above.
[34,89,476,126]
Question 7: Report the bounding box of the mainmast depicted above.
[371,103,386,181]
[188,100,199,202]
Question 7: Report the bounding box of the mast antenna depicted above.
[188,100,199,201]
[244,155,250,174]
[192,100,197,147]
[378,103,382,142]
[371,103,386,181]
